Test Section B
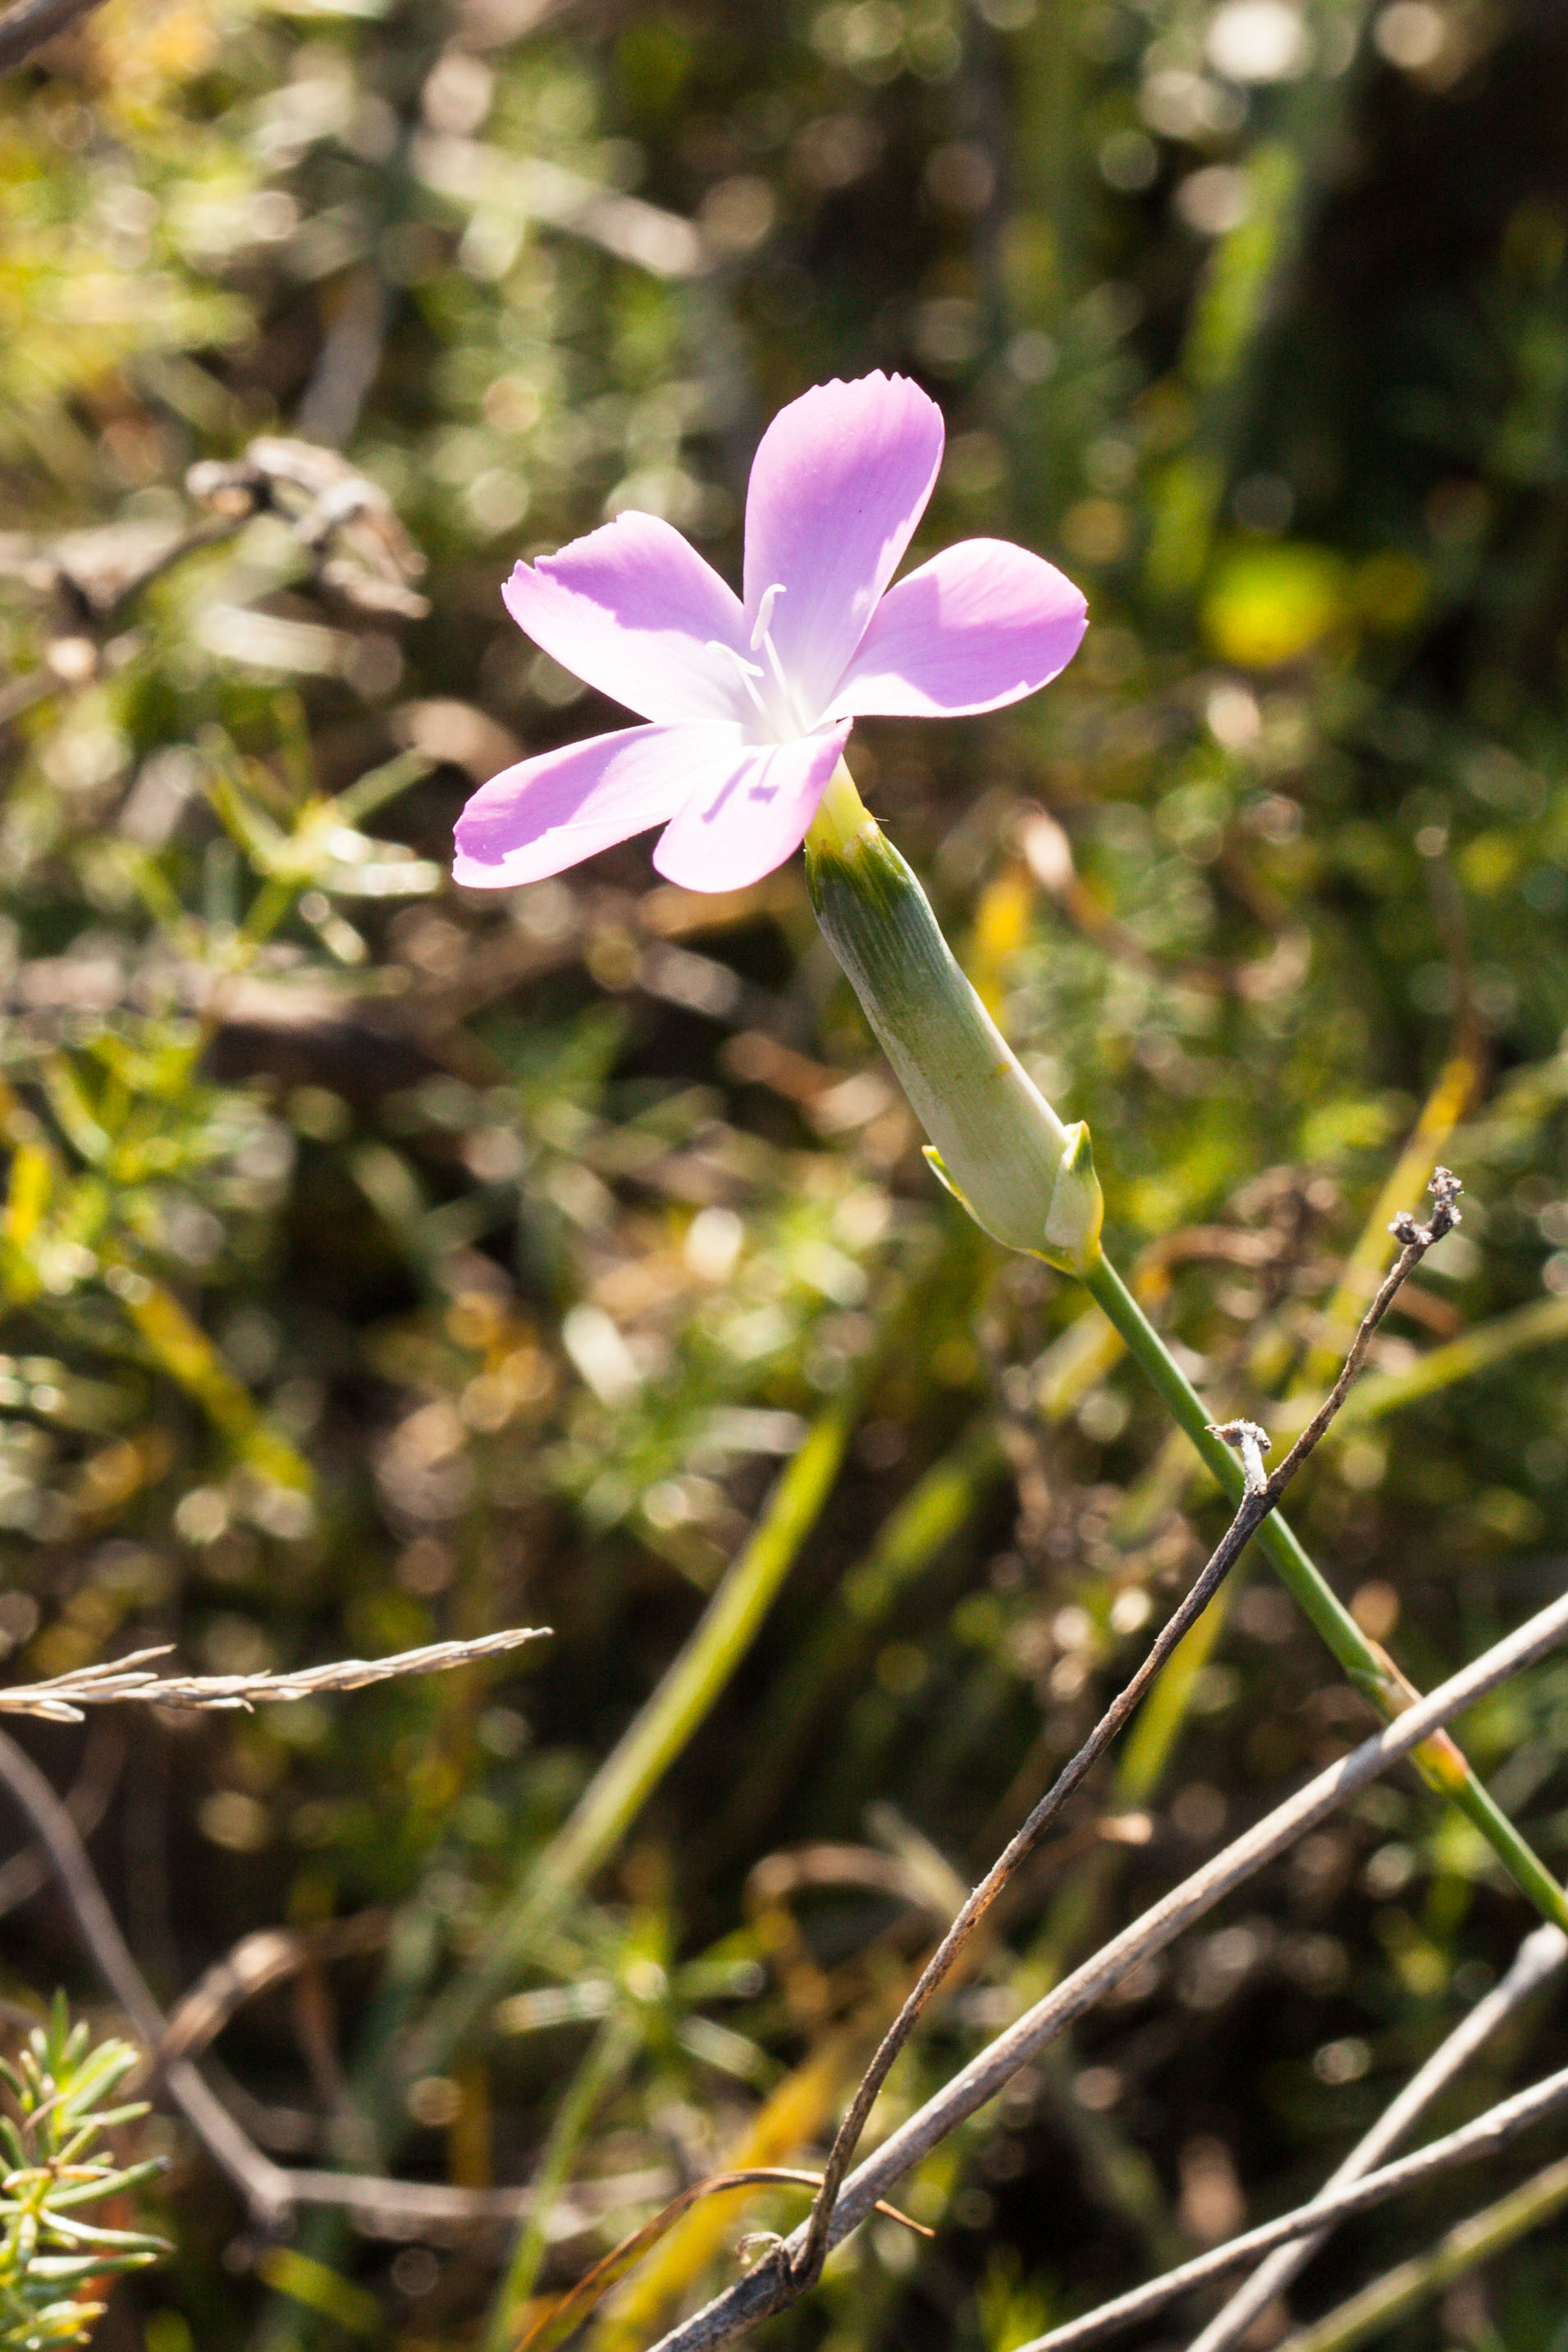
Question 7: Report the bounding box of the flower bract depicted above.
[453,372,1087,895]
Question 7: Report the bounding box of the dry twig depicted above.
[154,1915,391,2072]
[1274,2148,1568,2352]
[779,1179,1462,2298]
[1190,1919,1568,2352]
[0,1623,546,2227]
[0,1718,122,1921]
[186,440,429,617]
[0,1626,546,1722]
[0,437,431,734]
[1013,2057,1568,2350]
[0,1730,565,2231]
[521,2171,931,2352]
[646,1578,1568,2352]
[0,1729,298,2224]
[0,0,108,71]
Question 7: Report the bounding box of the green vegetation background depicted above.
[4,0,1568,2346]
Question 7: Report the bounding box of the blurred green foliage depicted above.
[0,1999,163,2352]
[2,0,1568,2347]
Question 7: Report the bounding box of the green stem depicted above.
[1082,1248,1568,1936]
[807,762,1568,1941]
[258,1306,900,2352]
[395,1383,863,2093]
[484,2011,640,2352]
[1084,1253,1353,1653]
[702,1416,1003,1874]
[1279,2151,1568,2352]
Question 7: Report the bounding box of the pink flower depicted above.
[453,373,1087,896]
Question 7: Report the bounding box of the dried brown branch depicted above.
[521,2171,931,2352]
[1190,1918,1568,2352]
[1273,2148,1568,2352]
[0,1717,122,1920]
[0,1625,546,1722]
[0,437,431,734]
[779,1181,1461,2299]
[0,0,107,72]
[646,1547,1568,2352]
[154,1915,391,2072]
[0,515,248,729]
[272,2166,668,2231]
[1016,2060,1568,2350]
[0,1728,297,2223]
[186,438,430,616]
[0,1727,629,2233]
[0,1625,545,2224]
[1263,1167,1462,1494]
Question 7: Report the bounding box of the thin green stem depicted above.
[807,758,1568,1940]
[256,1302,904,2352]
[395,1381,864,2095]
[484,2011,640,2352]
[1084,1253,1354,1652]
[1279,2151,1568,2352]
[701,1416,1003,1874]
[333,747,434,826]
[1082,1247,1568,1935]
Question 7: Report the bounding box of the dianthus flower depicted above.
[453,371,1086,895]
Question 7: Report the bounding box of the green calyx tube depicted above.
[804,763,1103,1275]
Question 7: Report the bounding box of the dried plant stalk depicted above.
[782,1178,1467,2298]
[0,1627,546,1723]
[646,1579,1568,2352]
[1191,1921,1568,2352]
[1014,2057,1568,2350]
[1274,2150,1568,2352]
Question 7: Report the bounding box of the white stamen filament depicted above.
[705,639,773,725]
[707,611,811,740]
[759,628,807,730]
[750,582,786,650]
[747,583,812,734]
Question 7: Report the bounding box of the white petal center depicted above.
[707,584,814,743]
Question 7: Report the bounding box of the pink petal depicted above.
[826,538,1088,721]
[652,725,852,894]
[502,513,752,725]
[454,723,742,888]
[742,373,944,727]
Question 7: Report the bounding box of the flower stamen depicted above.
[705,639,773,725]
[757,628,808,733]
[747,585,811,734]
[707,618,811,741]
[750,583,786,651]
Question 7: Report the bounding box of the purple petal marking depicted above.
[453,723,743,889]
[651,725,852,894]
[502,513,752,725]
[742,373,944,729]
[825,538,1088,721]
